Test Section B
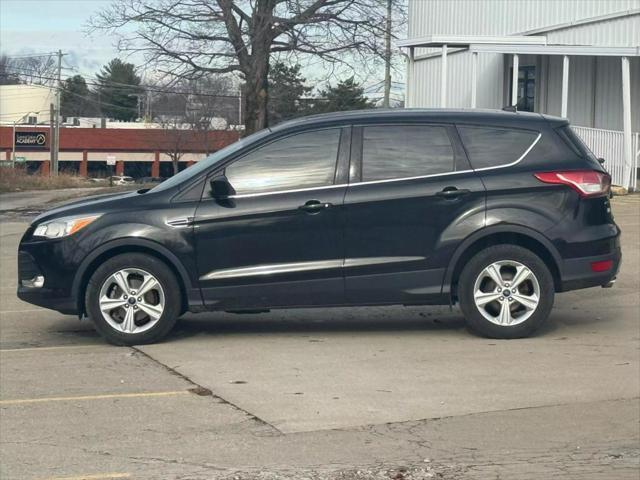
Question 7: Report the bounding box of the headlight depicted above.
[33,214,101,239]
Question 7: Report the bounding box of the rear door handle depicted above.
[299,200,332,214]
[436,187,471,199]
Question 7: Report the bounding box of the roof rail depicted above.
[502,105,517,112]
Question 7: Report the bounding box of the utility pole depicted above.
[12,121,17,164]
[238,88,242,129]
[52,50,64,176]
[382,0,392,108]
[50,103,55,175]
[146,90,152,119]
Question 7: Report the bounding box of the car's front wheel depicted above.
[85,253,181,345]
[458,245,555,339]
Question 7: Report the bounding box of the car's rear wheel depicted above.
[86,253,181,345]
[458,245,554,338]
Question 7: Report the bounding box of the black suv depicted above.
[17,109,621,345]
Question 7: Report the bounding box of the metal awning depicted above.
[397,34,547,49]
[470,44,640,56]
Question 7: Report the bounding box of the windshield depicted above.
[150,128,271,193]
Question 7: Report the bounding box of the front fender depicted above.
[71,224,198,313]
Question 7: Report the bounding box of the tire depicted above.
[458,245,554,339]
[85,253,181,345]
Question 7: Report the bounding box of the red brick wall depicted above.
[0,127,240,153]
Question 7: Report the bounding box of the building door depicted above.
[511,66,536,112]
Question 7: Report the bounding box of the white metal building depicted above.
[401,0,640,189]
[0,84,54,125]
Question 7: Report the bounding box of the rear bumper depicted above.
[558,247,622,292]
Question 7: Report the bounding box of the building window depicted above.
[510,65,535,112]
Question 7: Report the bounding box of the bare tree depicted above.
[6,55,57,86]
[153,76,233,174]
[0,55,21,85]
[90,0,389,134]
[158,117,192,175]
[164,131,188,175]
[183,76,236,154]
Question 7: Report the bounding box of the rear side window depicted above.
[557,126,594,157]
[458,126,538,169]
[362,125,454,181]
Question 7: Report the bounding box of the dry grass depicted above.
[0,168,92,193]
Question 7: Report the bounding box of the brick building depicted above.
[0,126,240,177]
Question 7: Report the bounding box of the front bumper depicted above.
[17,286,77,314]
[17,250,78,315]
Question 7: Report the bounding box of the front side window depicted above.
[458,126,538,169]
[362,125,455,182]
[225,129,341,194]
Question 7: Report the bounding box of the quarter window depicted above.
[362,125,455,181]
[458,126,538,169]
[225,129,341,194]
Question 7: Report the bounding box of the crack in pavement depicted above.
[131,346,283,436]
[318,396,640,436]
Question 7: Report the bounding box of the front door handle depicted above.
[436,187,471,199]
[299,200,333,214]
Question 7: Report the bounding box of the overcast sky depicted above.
[0,0,131,76]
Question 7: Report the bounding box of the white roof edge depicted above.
[398,34,547,48]
[469,44,640,57]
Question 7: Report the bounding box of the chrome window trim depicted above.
[228,183,348,199]
[471,132,542,172]
[349,132,541,187]
[224,132,541,197]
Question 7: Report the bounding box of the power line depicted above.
[3,67,243,99]
[3,52,58,59]
[63,90,138,112]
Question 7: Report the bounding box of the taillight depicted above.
[591,260,613,272]
[534,170,611,198]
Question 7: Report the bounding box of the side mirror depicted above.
[209,175,235,199]
[597,157,606,165]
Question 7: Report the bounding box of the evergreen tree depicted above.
[94,58,142,121]
[60,75,94,118]
[267,62,312,125]
[314,77,375,114]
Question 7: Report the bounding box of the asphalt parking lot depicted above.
[0,192,638,480]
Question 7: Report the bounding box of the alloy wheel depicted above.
[473,260,540,326]
[98,268,165,334]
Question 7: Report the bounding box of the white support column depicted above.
[440,44,448,108]
[561,55,570,118]
[471,51,478,108]
[407,47,415,107]
[511,54,519,107]
[621,56,633,190]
